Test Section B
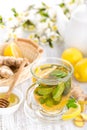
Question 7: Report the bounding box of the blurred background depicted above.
[0,0,83,16]
[0,0,84,57]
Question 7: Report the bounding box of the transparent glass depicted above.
[24,57,73,123]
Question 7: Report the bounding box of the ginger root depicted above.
[0,65,14,78]
[71,83,87,112]
[71,84,87,101]
[0,56,29,79]
[0,56,29,68]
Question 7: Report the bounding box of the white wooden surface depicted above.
[0,43,87,130]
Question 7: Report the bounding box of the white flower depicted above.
[50,32,58,41]
[40,36,47,43]
[28,33,35,39]
[33,38,39,44]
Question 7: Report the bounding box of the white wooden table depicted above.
[0,43,87,130]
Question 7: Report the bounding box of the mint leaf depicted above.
[66,98,78,109]
[39,97,45,104]
[50,70,67,78]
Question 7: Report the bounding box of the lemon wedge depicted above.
[4,42,23,58]
[62,103,81,120]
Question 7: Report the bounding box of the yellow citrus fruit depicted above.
[4,43,23,58]
[62,103,81,120]
[61,48,83,66]
[74,58,87,82]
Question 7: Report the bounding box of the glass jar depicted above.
[24,57,73,123]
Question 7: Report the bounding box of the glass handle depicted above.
[26,83,36,100]
[26,82,40,111]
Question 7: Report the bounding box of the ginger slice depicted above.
[73,115,85,127]
[81,113,87,121]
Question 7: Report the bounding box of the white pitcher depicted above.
[56,0,87,56]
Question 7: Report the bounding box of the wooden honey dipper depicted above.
[0,58,28,108]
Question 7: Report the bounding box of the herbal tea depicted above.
[34,64,71,112]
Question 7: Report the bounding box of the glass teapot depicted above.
[56,0,87,56]
[24,57,73,123]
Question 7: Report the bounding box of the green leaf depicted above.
[64,8,70,15]
[39,97,45,104]
[40,18,47,22]
[23,20,35,26]
[66,98,78,109]
[37,87,54,96]
[47,38,53,48]
[22,20,35,29]
[45,97,54,107]
[0,16,4,25]
[0,16,3,23]
[52,83,65,99]
[63,79,71,95]
[37,6,49,18]
[59,3,65,8]
[11,8,18,17]
[42,2,47,7]
[50,70,67,78]
[70,0,76,4]
[39,11,49,18]
[38,8,46,12]
[56,30,60,35]
[27,5,35,10]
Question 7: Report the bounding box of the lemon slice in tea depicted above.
[62,103,81,120]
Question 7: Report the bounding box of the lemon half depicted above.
[4,42,23,58]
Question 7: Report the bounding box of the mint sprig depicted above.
[66,98,78,109]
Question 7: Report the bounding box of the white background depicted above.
[0,0,69,16]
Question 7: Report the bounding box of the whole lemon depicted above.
[62,48,83,66]
[74,58,87,82]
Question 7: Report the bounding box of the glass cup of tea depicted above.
[25,57,73,123]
